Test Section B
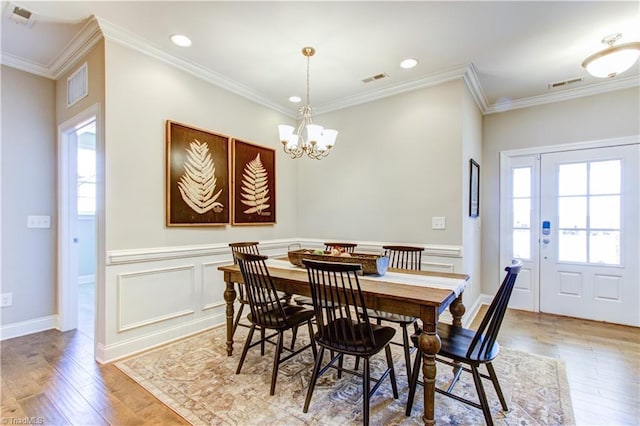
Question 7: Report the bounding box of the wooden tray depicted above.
[287,249,389,276]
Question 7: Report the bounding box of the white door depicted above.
[539,144,639,326]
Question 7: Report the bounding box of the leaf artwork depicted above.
[177,139,224,214]
[240,153,271,216]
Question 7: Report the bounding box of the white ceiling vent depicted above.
[548,77,584,89]
[4,2,36,27]
[362,73,389,83]
[67,62,88,108]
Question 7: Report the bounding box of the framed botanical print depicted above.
[232,139,276,225]
[166,121,230,226]
[469,158,480,217]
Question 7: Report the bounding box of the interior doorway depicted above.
[58,106,99,342]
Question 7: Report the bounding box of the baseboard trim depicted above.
[0,315,59,341]
[96,313,226,363]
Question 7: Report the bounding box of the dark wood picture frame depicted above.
[232,138,276,225]
[166,120,230,226]
[469,158,480,217]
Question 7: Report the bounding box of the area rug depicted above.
[115,325,574,425]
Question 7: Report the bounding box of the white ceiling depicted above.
[2,1,639,116]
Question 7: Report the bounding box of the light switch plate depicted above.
[27,215,51,228]
[432,216,446,230]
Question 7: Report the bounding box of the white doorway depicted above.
[58,106,99,339]
[500,138,640,326]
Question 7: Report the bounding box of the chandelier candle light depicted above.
[279,47,338,160]
[582,33,640,78]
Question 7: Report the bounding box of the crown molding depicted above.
[94,16,293,118]
[484,74,640,114]
[314,65,472,115]
[0,52,53,78]
[463,63,489,113]
[49,16,103,79]
[3,15,637,117]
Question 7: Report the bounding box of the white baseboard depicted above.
[96,312,226,364]
[0,315,59,341]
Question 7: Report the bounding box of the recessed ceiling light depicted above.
[400,58,418,69]
[289,96,302,103]
[170,34,192,47]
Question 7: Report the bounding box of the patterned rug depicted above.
[115,324,574,425]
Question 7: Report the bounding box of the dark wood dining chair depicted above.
[229,242,291,336]
[302,259,398,426]
[405,259,523,425]
[234,252,317,395]
[324,242,358,253]
[365,245,424,379]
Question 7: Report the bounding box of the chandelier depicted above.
[582,33,640,78]
[278,47,338,160]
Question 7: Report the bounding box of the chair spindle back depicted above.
[382,245,423,270]
[303,259,377,353]
[229,242,260,264]
[324,242,358,253]
[467,259,523,360]
[235,252,288,329]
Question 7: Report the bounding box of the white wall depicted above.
[482,87,640,295]
[461,85,483,310]
[297,80,465,246]
[98,41,299,360]
[1,66,57,327]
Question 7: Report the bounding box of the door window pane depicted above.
[513,168,531,197]
[513,229,530,259]
[558,230,586,262]
[590,195,620,229]
[558,163,586,195]
[590,160,620,195]
[558,197,586,229]
[513,198,530,228]
[590,231,620,264]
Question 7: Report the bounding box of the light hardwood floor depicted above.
[1,308,638,425]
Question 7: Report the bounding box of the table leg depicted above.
[419,308,441,425]
[224,276,237,356]
[449,294,466,328]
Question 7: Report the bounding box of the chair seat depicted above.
[239,289,288,305]
[248,304,315,329]
[294,295,340,309]
[367,309,416,324]
[316,318,396,355]
[411,323,501,363]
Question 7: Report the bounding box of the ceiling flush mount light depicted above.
[288,96,302,103]
[170,34,192,47]
[582,33,640,78]
[400,58,418,69]
[278,47,338,160]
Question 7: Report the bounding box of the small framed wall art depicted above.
[166,120,230,226]
[232,138,276,225]
[469,158,480,217]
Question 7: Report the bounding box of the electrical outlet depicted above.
[27,215,51,228]
[0,293,12,307]
[432,216,446,230]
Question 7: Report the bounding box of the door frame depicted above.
[57,103,101,334]
[499,135,639,313]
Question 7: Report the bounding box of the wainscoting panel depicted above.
[99,238,469,362]
[117,265,196,332]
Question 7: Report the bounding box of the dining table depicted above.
[218,257,469,425]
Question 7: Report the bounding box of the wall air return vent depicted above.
[362,73,388,83]
[548,77,584,89]
[67,62,88,107]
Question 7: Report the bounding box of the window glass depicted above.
[558,197,586,229]
[590,195,620,229]
[558,230,586,262]
[558,163,586,195]
[513,229,531,259]
[590,160,620,195]
[590,231,620,264]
